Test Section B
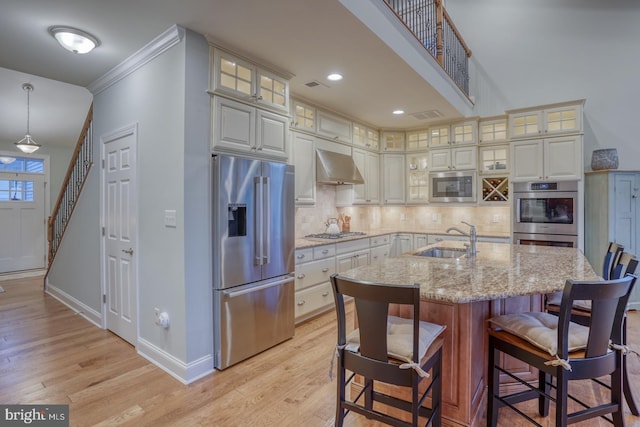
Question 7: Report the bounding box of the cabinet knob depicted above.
[322,268,329,272]
[297,274,306,279]
[322,292,329,297]
[296,254,305,259]
[322,249,329,254]
[297,300,306,306]
[633,194,638,199]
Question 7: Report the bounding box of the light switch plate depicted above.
[164,210,177,228]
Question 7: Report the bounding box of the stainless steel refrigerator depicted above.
[212,154,295,370]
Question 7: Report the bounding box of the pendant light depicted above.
[15,83,41,154]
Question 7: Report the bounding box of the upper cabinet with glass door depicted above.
[292,100,316,133]
[381,131,405,152]
[406,129,429,152]
[212,48,290,113]
[508,100,584,139]
[428,120,478,148]
[353,123,380,151]
[478,116,508,144]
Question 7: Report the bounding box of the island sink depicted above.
[413,246,467,259]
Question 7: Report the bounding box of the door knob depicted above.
[122,248,134,255]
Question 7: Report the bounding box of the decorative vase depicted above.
[591,148,619,170]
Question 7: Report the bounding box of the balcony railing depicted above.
[384,0,472,96]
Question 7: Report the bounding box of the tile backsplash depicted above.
[295,184,511,237]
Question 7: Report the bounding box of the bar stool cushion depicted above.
[489,312,590,356]
[345,315,446,363]
[546,292,592,310]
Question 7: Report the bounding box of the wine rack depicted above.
[481,177,509,203]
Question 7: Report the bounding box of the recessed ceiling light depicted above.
[48,26,100,54]
[327,73,343,81]
[393,110,405,115]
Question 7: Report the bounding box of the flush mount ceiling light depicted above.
[393,109,405,115]
[327,73,343,81]
[15,83,41,154]
[48,26,100,54]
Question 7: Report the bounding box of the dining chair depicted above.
[330,274,445,427]
[487,275,636,427]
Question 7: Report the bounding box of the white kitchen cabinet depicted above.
[413,233,428,249]
[291,131,315,205]
[479,116,508,144]
[585,171,640,309]
[511,136,582,182]
[429,120,477,148]
[429,146,477,171]
[212,96,288,159]
[352,148,380,204]
[353,123,379,150]
[291,99,316,133]
[391,233,413,256]
[381,131,405,152]
[294,244,336,323]
[335,239,370,272]
[317,110,352,144]
[478,145,509,175]
[212,48,289,113]
[508,101,583,139]
[406,129,429,151]
[370,234,391,264]
[382,154,406,204]
[406,153,429,204]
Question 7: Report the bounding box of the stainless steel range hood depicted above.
[316,149,364,185]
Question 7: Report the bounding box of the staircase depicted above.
[46,104,94,275]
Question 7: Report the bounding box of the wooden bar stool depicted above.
[330,274,445,427]
[488,275,636,427]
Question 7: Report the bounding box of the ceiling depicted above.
[0,0,467,150]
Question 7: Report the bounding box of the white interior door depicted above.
[0,172,46,273]
[103,127,138,345]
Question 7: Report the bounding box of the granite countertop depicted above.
[337,241,598,303]
[295,228,510,249]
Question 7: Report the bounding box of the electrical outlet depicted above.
[154,307,160,325]
[431,213,439,223]
[400,213,406,221]
[491,214,500,223]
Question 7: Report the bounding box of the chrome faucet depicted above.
[446,221,477,255]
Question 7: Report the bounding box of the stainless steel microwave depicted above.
[429,171,476,203]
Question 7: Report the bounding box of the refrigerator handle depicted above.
[254,176,263,265]
[263,176,271,265]
[221,275,294,298]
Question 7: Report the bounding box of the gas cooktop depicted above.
[305,231,367,240]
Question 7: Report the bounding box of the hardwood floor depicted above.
[1,276,639,426]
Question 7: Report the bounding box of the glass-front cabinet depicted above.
[292,100,316,132]
[479,145,509,174]
[381,131,405,152]
[212,48,289,112]
[406,129,429,151]
[406,154,429,204]
[479,116,508,144]
[508,101,584,139]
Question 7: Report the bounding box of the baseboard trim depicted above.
[44,280,102,328]
[137,337,214,384]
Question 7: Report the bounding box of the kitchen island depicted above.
[339,241,598,427]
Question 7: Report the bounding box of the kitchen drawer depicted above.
[295,257,335,291]
[295,248,314,264]
[313,244,336,259]
[295,282,333,321]
[370,244,390,263]
[370,234,390,247]
[336,238,370,254]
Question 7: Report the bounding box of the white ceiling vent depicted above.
[304,80,329,88]
[410,109,444,120]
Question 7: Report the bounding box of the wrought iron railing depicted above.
[384,0,472,96]
[47,104,94,268]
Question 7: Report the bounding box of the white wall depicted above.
[48,27,212,382]
[447,0,640,170]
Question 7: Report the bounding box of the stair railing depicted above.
[383,0,472,96]
[47,104,94,270]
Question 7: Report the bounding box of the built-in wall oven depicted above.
[512,181,578,247]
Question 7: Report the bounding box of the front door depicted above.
[0,169,46,273]
[102,126,138,345]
